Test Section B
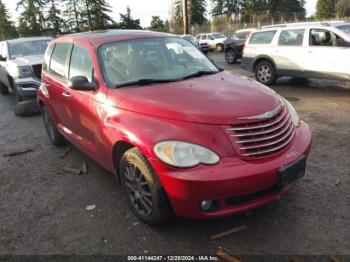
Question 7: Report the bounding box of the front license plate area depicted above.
[277,156,306,191]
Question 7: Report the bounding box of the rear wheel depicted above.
[120,148,173,224]
[225,49,237,64]
[255,60,277,85]
[42,106,66,146]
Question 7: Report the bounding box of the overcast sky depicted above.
[4,0,318,27]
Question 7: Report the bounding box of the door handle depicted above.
[62,91,72,98]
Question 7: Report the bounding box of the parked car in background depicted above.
[242,22,350,85]
[38,30,312,224]
[224,29,255,64]
[196,32,227,52]
[0,37,52,116]
[181,34,209,54]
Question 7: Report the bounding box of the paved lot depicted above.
[0,52,349,256]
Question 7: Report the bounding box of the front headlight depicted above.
[16,66,33,78]
[154,141,220,168]
[283,98,300,127]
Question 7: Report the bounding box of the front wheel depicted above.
[255,61,277,85]
[42,106,66,146]
[120,148,173,224]
[225,49,237,64]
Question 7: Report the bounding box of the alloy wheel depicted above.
[226,50,236,63]
[257,65,272,83]
[123,163,153,216]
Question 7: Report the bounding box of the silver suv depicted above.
[0,37,52,115]
[242,21,350,85]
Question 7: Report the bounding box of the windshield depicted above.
[212,33,226,39]
[183,35,197,44]
[99,37,219,88]
[336,24,350,34]
[9,40,50,59]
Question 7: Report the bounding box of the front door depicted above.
[304,28,350,80]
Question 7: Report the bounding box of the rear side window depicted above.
[43,43,54,71]
[69,45,94,82]
[49,43,71,79]
[278,29,305,46]
[249,31,277,44]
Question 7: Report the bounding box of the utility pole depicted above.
[183,0,189,34]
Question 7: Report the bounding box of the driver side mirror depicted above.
[0,55,6,62]
[68,76,97,91]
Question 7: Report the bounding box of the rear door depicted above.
[44,42,74,133]
[274,28,307,77]
[304,28,350,80]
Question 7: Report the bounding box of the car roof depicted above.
[55,30,171,48]
[7,37,53,44]
[260,21,348,30]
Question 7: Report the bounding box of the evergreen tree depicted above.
[316,0,336,19]
[0,0,18,40]
[174,0,184,28]
[89,0,113,30]
[337,0,350,17]
[45,0,64,35]
[150,16,165,31]
[64,0,81,32]
[211,0,225,16]
[189,0,207,26]
[17,0,45,36]
[119,6,142,29]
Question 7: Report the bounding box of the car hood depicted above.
[107,71,281,125]
[12,55,44,66]
[224,39,245,46]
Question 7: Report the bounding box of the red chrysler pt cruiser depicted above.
[37,30,312,224]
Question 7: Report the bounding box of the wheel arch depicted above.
[253,56,277,72]
[112,140,138,182]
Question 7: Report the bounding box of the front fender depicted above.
[103,108,237,171]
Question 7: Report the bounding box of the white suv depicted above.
[196,33,227,52]
[242,21,350,85]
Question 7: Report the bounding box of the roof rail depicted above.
[260,21,345,29]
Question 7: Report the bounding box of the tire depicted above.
[120,148,173,225]
[42,106,67,146]
[216,44,224,52]
[255,60,277,85]
[0,82,9,95]
[225,49,237,64]
[15,100,40,116]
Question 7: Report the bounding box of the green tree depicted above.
[89,0,114,30]
[189,0,207,26]
[150,16,165,31]
[17,0,45,36]
[0,0,18,40]
[173,0,184,28]
[337,0,350,17]
[316,0,336,19]
[211,0,225,16]
[64,0,81,32]
[45,0,64,35]
[119,6,142,29]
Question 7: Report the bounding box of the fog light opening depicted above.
[200,200,219,212]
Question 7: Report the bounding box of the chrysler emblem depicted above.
[239,104,281,120]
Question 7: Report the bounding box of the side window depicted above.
[202,35,207,40]
[69,45,94,82]
[278,29,305,46]
[208,35,214,40]
[310,29,343,47]
[49,43,71,79]
[43,43,55,71]
[249,30,277,45]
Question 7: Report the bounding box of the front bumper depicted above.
[150,122,312,219]
[14,77,41,101]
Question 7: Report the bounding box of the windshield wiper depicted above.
[115,78,177,88]
[182,70,219,80]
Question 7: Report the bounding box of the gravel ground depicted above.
[0,52,349,257]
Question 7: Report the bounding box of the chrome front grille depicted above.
[226,106,295,159]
